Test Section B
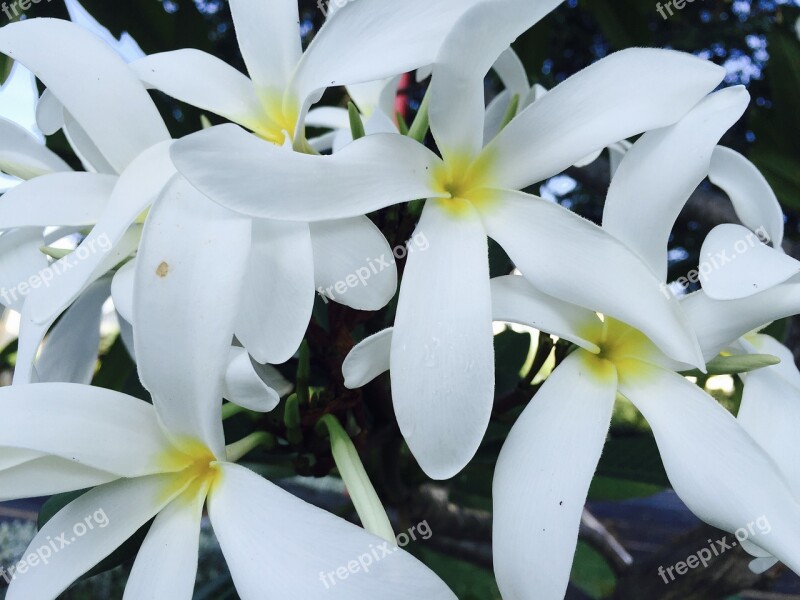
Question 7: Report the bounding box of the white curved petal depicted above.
[343,328,393,389]
[0,456,117,502]
[230,0,301,94]
[0,383,175,477]
[485,49,725,190]
[494,352,616,600]
[123,487,204,600]
[12,302,53,384]
[291,0,485,108]
[429,0,560,159]
[235,219,314,365]
[311,217,397,311]
[223,347,280,413]
[743,333,800,389]
[118,312,136,359]
[608,140,632,177]
[347,75,401,119]
[209,463,457,599]
[0,116,71,179]
[699,224,799,299]
[0,172,114,229]
[493,47,530,102]
[110,259,134,324]
[709,146,784,248]
[6,473,180,600]
[620,363,800,575]
[603,87,750,280]
[490,275,601,353]
[483,89,512,146]
[681,285,800,361]
[35,88,64,135]
[171,125,443,222]
[134,176,251,458]
[0,19,170,173]
[35,278,109,384]
[131,50,265,131]
[63,110,117,174]
[0,228,48,312]
[738,341,800,498]
[479,190,704,368]
[305,106,351,131]
[390,201,493,480]
[24,141,175,325]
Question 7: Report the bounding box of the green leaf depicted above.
[682,353,781,378]
[347,102,366,140]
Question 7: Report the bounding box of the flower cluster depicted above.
[0,1,798,599]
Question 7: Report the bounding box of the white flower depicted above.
[173,0,730,478]
[0,186,454,600]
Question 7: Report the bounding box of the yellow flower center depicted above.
[253,90,300,146]
[577,317,661,383]
[431,150,497,217]
[157,438,222,505]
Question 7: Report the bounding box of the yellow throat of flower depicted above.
[578,317,660,383]
[157,438,222,504]
[254,91,300,146]
[431,151,497,217]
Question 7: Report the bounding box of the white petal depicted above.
[123,488,203,600]
[483,89,512,146]
[134,176,251,458]
[390,201,493,480]
[131,49,265,131]
[602,87,750,280]
[347,76,401,119]
[0,19,170,173]
[63,110,117,174]
[24,141,175,325]
[709,146,784,248]
[291,0,485,108]
[0,456,117,502]
[35,278,109,384]
[305,106,350,131]
[209,463,456,599]
[35,88,63,135]
[0,116,71,179]
[485,48,725,190]
[171,125,443,221]
[749,556,780,574]
[0,383,174,477]
[681,285,800,361]
[343,328,393,389]
[0,172,114,228]
[429,0,560,159]
[743,333,800,389]
[479,190,704,368]
[493,352,616,600]
[492,47,530,102]
[223,347,280,413]
[235,219,314,364]
[6,473,180,600]
[311,217,397,311]
[110,259,134,324]
[699,224,799,299]
[0,228,48,312]
[230,0,301,94]
[490,274,601,353]
[738,341,800,498]
[620,363,800,574]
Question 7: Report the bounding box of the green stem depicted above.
[221,402,245,421]
[226,431,275,463]
[316,414,395,542]
[408,86,432,143]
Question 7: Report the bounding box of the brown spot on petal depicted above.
[156,262,170,278]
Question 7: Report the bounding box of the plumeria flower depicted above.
[172,0,727,479]
[127,0,496,365]
[0,18,172,384]
[734,333,800,574]
[0,183,455,600]
[489,281,800,599]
